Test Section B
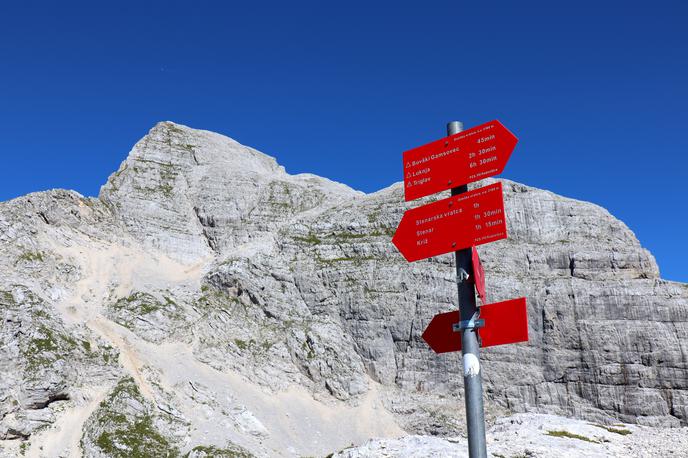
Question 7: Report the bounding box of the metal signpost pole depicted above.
[447,120,487,458]
[399,118,522,455]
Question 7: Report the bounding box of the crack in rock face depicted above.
[0,121,686,457]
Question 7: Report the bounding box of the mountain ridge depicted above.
[1,121,686,457]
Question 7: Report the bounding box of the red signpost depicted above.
[392,182,507,262]
[421,297,529,354]
[403,120,518,202]
[394,119,526,458]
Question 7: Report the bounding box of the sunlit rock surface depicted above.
[1,121,686,457]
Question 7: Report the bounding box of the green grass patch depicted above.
[91,377,180,457]
[95,414,179,457]
[317,255,376,265]
[186,444,253,457]
[32,308,50,319]
[592,424,632,435]
[329,257,357,263]
[159,183,174,197]
[21,320,114,373]
[0,290,15,305]
[21,325,77,371]
[328,230,391,241]
[22,326,61,370]
[29,334,58,352]
[233,338,271,354]
[17,251,45,263]
[194,288,246,316]
[113,292,165,315]
[364,286,397,295]
[546,430,599,443]
[293,233,321,245]
[302,340,316,360]
[331,232,366,240]
[105,377,142,404]
[165,123,185,135]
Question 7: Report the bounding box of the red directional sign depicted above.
[422,297,529,354]
[392,182,506,262]
[403,120,518,201]
[472,247,486,303]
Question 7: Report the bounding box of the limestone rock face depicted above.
[100,122,361,263]
[334,413,688,458]
[0,121,686,457]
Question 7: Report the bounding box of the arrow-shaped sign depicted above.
[403,120,518,201]
[422,297,528,354]
[392,182,507,262]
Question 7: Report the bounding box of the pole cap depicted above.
[447,121,464,135]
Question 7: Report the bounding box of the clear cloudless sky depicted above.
[0,1,686,281]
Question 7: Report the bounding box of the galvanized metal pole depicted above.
[447,120,487,458]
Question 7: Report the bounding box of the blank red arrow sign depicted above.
[403,120,518,201]
[392,182,506,262]
[422,297,529,354]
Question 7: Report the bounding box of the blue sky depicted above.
[1,1,686,281]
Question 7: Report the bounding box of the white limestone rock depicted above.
[0,121,686,457]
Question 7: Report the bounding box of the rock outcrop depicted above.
[0,121,686,457]
[334,413,688,458]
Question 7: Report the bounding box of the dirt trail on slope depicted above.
[22,234,209,456]
[24,386,110,458]
[34,233,403,456]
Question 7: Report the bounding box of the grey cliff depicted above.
[0,121,686,457]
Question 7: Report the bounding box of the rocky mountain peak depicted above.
[99,121,362,263]
[106,121,284,180]
[1,122,686,457]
